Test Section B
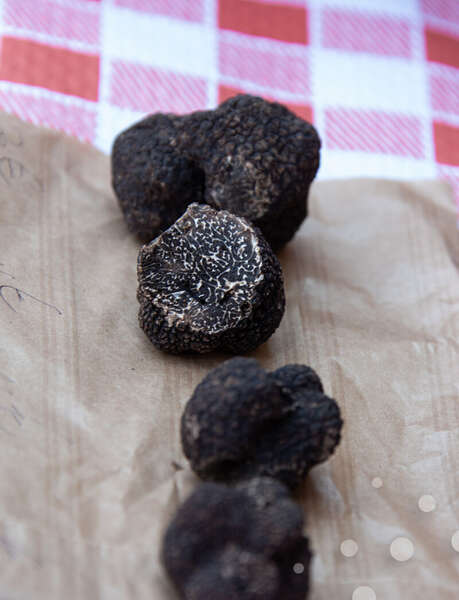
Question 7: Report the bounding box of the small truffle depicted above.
[162,477,311,600]
[181,357,342,489]
[137,204,285,354]
[112,94,321,249]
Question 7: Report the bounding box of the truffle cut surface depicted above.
[137,204,285,354]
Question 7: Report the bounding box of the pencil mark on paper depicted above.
[0,156,25,184]
[0,284,62,315]
[0,156,42,191]
[0,535,15,559]
[0,128,23,148]
[10,404,24,426]
[0,263,15,280]
[0,403,25,435]
[0,371,15,384]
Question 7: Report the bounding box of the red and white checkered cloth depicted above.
[0,0,458,211]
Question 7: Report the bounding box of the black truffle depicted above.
[112,94,320,249]
[181,357,342,489]
[137,204,285,354]
[162,478,311,600]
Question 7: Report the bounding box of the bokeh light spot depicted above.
[390,537,414,561]
[352,585,376,600]
[418,495,436,512]
[340,539,358,557]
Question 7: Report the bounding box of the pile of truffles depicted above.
[110,95,337,599]
[112,94,321,355]
[162,358,342,600]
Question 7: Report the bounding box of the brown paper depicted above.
[0,112,458,599]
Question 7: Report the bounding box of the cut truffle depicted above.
[181,357,342,489]
[162,477,311,600]
[112,94,321,249]
[137,204,285,354]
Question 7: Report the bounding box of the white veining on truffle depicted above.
[139,204,264,334]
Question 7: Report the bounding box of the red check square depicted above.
[433,122,459,166]
[219,0,308,45]
[0,37,100,101]
[425,28,459,69]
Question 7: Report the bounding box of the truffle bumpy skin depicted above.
[112,94,321,250]
[137,204,285,354]
[181,357,342,489]
[162,478,311,600]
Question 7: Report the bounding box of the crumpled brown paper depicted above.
[0,112,458,599]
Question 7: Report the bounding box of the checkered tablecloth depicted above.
[0,0,458,211]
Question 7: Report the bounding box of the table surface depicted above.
[0,0,458,212]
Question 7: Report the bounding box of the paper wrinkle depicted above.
[305,467,346,518]
[1,114,458,598]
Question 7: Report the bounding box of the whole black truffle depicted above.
[162,477,311,600]
[112,94,321,250]
[181,357,342,488]
[137,204,285,354]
